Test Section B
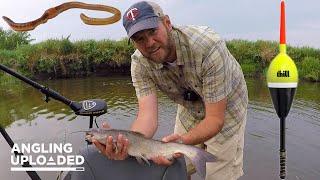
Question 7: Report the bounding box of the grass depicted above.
[0,36,319,82]
[226,39,320,81]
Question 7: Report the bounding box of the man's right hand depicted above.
[92,122,129,160]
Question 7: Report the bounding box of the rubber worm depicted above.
[2,1,121,31]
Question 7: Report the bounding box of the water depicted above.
[0,76,319,180]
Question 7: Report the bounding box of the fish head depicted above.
[85,133,94,142]
[84,128,101,143]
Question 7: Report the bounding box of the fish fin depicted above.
[186,146,217,179]
[141,155,150,166]
[135,157,144,165]
[136,155,150,166]
[164,154,174,161]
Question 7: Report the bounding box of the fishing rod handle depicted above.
[280,150,286,179]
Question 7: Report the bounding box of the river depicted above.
[0,76,319,180]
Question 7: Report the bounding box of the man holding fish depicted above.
[93,1,248,180]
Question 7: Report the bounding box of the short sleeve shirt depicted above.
[131,25,248,143]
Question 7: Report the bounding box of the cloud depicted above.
[0,0,319,48]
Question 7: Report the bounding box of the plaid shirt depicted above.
[131,25,248,143]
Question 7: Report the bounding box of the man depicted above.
[93,1,248,180]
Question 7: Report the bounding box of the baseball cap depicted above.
[123,1,164,38]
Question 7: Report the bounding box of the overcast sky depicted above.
[0,0,319,48]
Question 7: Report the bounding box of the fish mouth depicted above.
[85,134,94,142]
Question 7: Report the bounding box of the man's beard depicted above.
[144,29,175,63]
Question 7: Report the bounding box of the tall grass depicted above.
[227,39,320,81]
[0,31,319,81]
[299,57,320,81]
[0,27,33,50]
[0,37,135,79]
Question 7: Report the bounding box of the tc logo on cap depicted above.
[126,8,139,21]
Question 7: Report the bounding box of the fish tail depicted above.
[183,145,217,179]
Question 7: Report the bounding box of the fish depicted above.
[83,128,217,178]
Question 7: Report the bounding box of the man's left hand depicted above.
[150,134,183,166]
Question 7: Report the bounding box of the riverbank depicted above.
[0,29,319,82]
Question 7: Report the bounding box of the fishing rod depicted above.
[0,126,41,180]
[0,64,107,128]
[266,0,298,179]
[0,63,108,180]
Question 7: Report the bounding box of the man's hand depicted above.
[93,122,129,160]
[150,134,183,166]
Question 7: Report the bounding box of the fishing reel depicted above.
[72,99,107,145]
[40,86,107,129]
[1,63,107,136]
[73,99,107,128]
[43,94,107,145]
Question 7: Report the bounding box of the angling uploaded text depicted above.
[10,143,85,171]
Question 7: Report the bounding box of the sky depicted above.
[0,0,319,48]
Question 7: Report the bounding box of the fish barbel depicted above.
[84,128,217,178]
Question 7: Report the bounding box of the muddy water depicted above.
[0,76,319,180]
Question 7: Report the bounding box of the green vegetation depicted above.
[0,28,135,79]
[226,39,320,82]
[0,27,33,50]
[0,28,319,82]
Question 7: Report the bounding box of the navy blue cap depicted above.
[123,1,164,38]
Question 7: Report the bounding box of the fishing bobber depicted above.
[266,0,298,179]
[267,44,298,119]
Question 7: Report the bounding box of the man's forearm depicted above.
[181,116,224,145]
[130,116,158,138]
[131,93,158,138]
